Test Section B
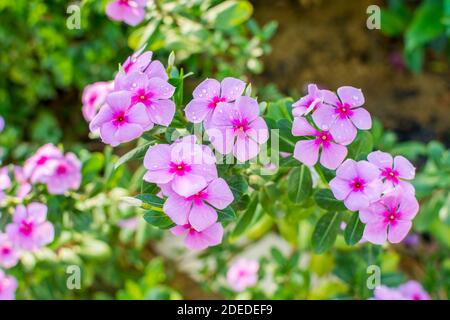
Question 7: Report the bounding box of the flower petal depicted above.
[147,99,175,126]
[337,86,365,107]
[233,135,260,162]
[312,104,337,131]
[336,159,358,181]
[293,140,319,166]
[329,117,357,145]
[172,173,207,197]
[344,192,370,211]
[221,77,246,101]
[367,150,393,169]
[394,156,415,180]
[329,177,352,200]
[189,202,218,232]
[205,178,234,209]
[363,220,388,245]
[247,117,269,144]
[292,117,317,137]
[193,79,221,100]
[350,107,372,130]
[320,143,347,170]
[185,99,211,123]
[235,96,260,122]
[163,194,191,225]
[388,220,412,243]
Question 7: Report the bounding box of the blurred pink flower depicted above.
[368,150,415,194]
[90,91,150,146]
[208,96,269,162]
[312,86,371,145]
[13,166,32,199]
[170,222,224,251]
[185,77,246,128]
[163,178,233,231]
[118,217,139,231]
[0,233,20,269]
[0,270,17,300]
[143,136,217,197]
[330,159,383,211]
[82,81,113,122]
[373,280,430,300]
[106,0,147,26]
[42,153,82,195]
[292,117,347,170]
[0,116,4,133]
[227,258,259,292]
[292,84,324,117]
[6,203,54,251]
[23,144,63,184]
[360,190,419,244]
[0,167,11,202]
[115,71,175,127]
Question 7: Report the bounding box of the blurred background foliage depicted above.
[0,0,449,300]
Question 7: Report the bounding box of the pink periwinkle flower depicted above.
[0,233,20,269]
[82,81,113,122]
[292,84,324,117]
[207,96,269,162]
[312,86,371,145]
[0,270,17,300]
[42,153,82,195]
[360,190,419,244]
[398,281,431,300]
[115,49,167,84]
[6,203,54,251]
[330,159,383,211]
[170,222,224,251]
[106,0,147,26]
[373,281,430,300]
[163,178,234,232]
[292,117,347,170]
[227,258,259,292]
[185,77,246,128]
[23,144,62,184]
[90,91,150,147]
[143,136,218,197]
[115,71,175,127]
[368,150,415,194]
[13,166,32,199]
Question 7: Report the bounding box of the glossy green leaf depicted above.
[312,212,342,253]
[347,131,373,159]
[314,189,347,212]
[114,142,154,170]
[344,213,365,245]
[288,165,312,204]
[205,0,253,30]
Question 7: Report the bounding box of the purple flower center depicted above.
[383,207,400,224]
[208,96,226,109]
[88,93,98,106]
[1,246,11,255]
[412,294,422,300]
[56,164,68,175]
[118,0,131,7]
[350,178,365,192]
[232,118,250,133]
[314,130,333,147]
[186,191,208,205]
[37,156,48,165]
[132,89,154,107]
[19,220,34,236]
[381,167,399,184]
[169,162,192,176]
[335,102,354,119]
[113,112,128,126]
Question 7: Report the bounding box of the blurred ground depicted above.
[252,0,449,143]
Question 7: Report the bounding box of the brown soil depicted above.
[252,0,449,142]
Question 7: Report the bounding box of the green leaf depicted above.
[347,131,373,159]
[205,0,253,30]
[344,213,365,245]
[266,118,296,153]
[314,189,347,212]
[231,194,259,238]
[225,175,248,201]
[143,210,175,229]
[217,206,237,223]
[288,165,312,204]
[169,68,184,108]
[405,1,445,51]
[114,142,153,170]
[380,8,410,36]
[312,212,342,253]
[135,193,164,209]
[404,46,424,73]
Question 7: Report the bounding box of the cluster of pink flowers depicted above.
[0,203,54,300]
[89,49,175,147]
[105,0,147,26]
[226,258,259,292]
[186,78,269,162]
[330,151,418,244]
[373,280,431,300]
[291,85,371,170]
[82,81,114,122]
[144,135,234,251]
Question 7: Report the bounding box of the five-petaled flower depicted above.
[42,153,82,195]
[360,190,418,244]
[368,150,415,194]
[185,77,246,128]
[106,0,147,26]
[330,159,383,211]
[292,117,347,170]
[373,280,430,300]
[143,136,218,197]
[82,81,113,122]
[227,259,259,292]
[170,222,224,251]
[207,96,269,162]
[162,178,234,232]
[312,86,371,145]
[90,91,150,147]
[6,203,54,251]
